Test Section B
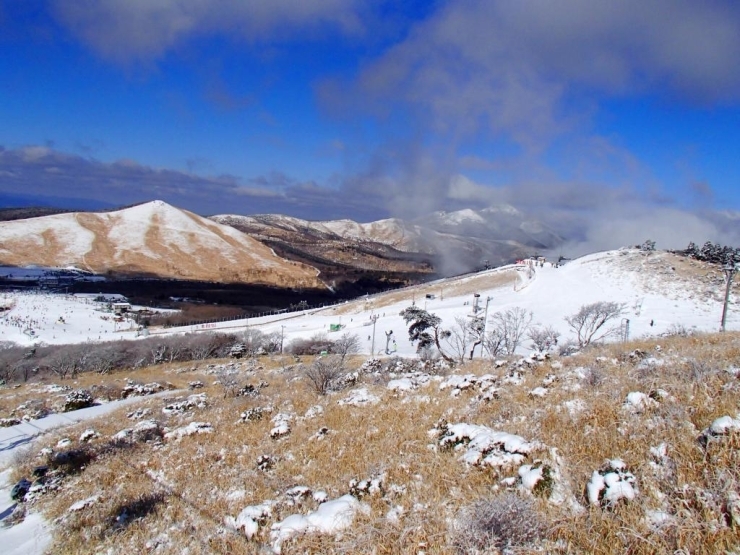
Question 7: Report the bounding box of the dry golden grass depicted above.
[0,209,325,287]
[331,269,518,316]
[3,333,740,554]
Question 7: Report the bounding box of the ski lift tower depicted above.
[620,318,630,343]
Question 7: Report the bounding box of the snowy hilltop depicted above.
[0,248,737,353]
[0,200,323,287]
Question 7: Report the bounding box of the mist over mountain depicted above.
[213,204,563,278]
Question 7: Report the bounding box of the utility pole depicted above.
[720,262,737,332]
[370,314,379,356]
[280,325,285,354]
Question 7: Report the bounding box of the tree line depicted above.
[400,301,625,363]
[673,241,740,265]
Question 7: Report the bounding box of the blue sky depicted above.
[1,0,739,251]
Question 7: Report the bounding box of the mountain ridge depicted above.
[0,200,325,288]
[211,205,563,276]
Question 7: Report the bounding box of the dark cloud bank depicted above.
[1,144,738,259]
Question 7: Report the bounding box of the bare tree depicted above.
[565,301,624,347]
[482,329,506,358]
[304,355,345,395]
[447,316,486,363]
[333,332,360,363]
[242,328,267,356]
[150,336,190,364]
[488,307,533,355]
[265,331,283,354]
[467,316,486,360]
[288,333,333,356]
[45,348,81,379]
[187,334,220,360]
[527,325,561,353]
[0,348,18,383]
[79,344,122,374]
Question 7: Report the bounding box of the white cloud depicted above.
[52,0,368,63]
[340,0,740,146]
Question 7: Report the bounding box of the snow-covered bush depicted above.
[112,420,163,445]
[120,380,165,398]
[162,393,207,415]
[436,422,542,469]
[62,389,94,412]
[270,413,292,438]
[586,459,638,508]
[164,422,213,441]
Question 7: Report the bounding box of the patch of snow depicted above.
[623,392,658,413]
[225,502,273,539]
[69,494,101,512]
[164,422,213,441]
[587,459,638,507]
[438,423,541,469]
[645,509,676,530]
[388,377,416,392]
[270,494,369,554]
[708,415,740,436]
[338,388,380,407]
[563,399,586,416]
[303,405,323,419]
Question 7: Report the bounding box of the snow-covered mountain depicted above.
[0,201,324,287]
[212,214,433,253]
[415,205,563,250]
[212,204,562,277]
[0,200,561,288]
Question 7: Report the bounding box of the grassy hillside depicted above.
[3,331,740,554]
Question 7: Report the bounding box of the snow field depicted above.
[1,249,736,355]
[169,248,738,358]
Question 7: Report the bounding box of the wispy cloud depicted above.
[325,0,740,143]
[51,0,370,64]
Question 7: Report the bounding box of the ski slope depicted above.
[252,250,736,356]
[0,249,737,354]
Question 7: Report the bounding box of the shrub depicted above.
[288,333,334,356]
[452,493,547,554]
[304,355,345,395]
